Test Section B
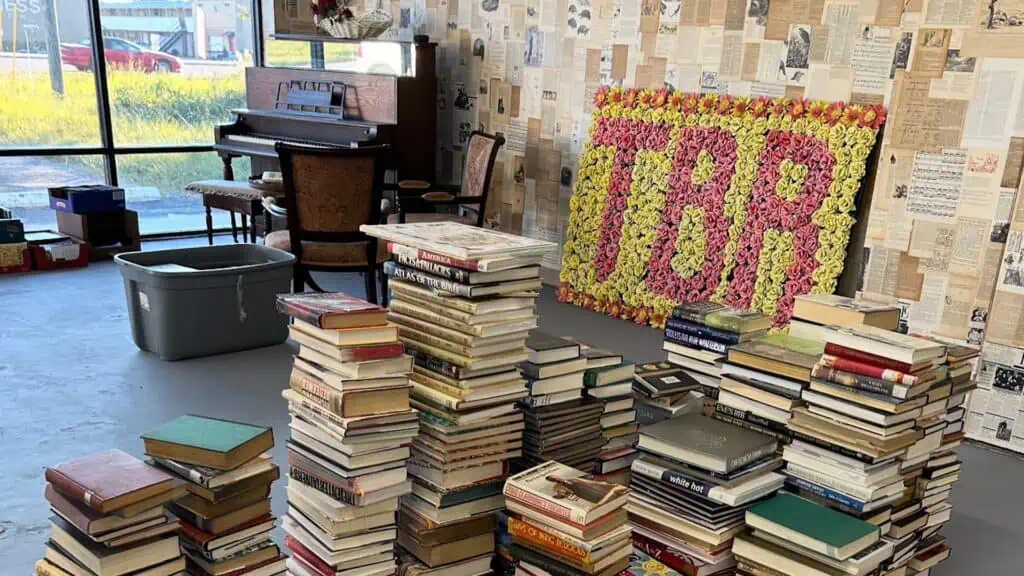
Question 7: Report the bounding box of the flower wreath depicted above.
[558,87,885,328]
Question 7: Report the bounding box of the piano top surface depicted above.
[232,108,391,127]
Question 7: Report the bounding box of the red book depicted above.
[44,449,174,514]
[818,353,922,386]
[285,536,334,576]
[387,242,481,270]
[824,343,919,373]
[631,532,704,576]
[179,514,275,550]
[276,293,387,329]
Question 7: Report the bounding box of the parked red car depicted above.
[61,37,182,73]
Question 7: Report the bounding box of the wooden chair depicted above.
[391,131,505,227]
[265,143,391,304]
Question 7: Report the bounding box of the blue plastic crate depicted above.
[48,185,126,214]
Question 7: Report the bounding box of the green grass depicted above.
[0,68,246,190]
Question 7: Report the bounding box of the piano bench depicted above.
[184,180,268,246]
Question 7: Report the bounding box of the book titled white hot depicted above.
[503,460,628,525]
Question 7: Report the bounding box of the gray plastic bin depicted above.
[115,244,296,360]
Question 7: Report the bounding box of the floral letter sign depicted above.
[558,88,885,327]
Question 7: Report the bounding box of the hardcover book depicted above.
[503,461,628,526]
[276,292,387,329]
[746,493,879,560]
[384,261,542,298]
[670,303,771,334]
[633,362,702,397]
[44,449,174,514]
[392,251,540,284]
[360,222,558,259]
[727,334,824,382]
[638,413,777,474]
[142,415,274,471]
[823,325,946,366]
[526,331,582,364]
[792,294,899,330]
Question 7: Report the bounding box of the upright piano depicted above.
[214,38,437,184]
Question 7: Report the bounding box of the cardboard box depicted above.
[57,209,140,260]
[0,242,31,274]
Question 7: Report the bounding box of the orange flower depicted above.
[594,86,610,107]
[624,89,638,109]
[669,92,685,110]
[653,88,669,108]
[842,106,862,126]
[751,97,771,118]
[717,95,734,115]
[682,94,699,114]
[770,99,788,117]
[733,98,749,117]
[698,94,717,113]
[789,99,807,119]
[825,102,845,125]
[808,101,826,120]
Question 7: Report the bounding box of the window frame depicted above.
[0,0,266,237]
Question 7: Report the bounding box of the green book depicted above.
[583,361,636,388]
[142,415,274,471]
[746,493,879,561]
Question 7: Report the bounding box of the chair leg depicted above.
[365,267,379,305]
[230,212,238,243]
[205,204,214,246]
[305,272,326,293]
[379,265,389,307]
[292,265,305,293]
[240,213,249,243]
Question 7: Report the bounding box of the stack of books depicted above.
[714,333,824,445]
[38,449,185,576]
[143,415,286,576]
[503,461,633,576]
[663,303,771,411]
[789,294,900,341]
[734,492,894,576]
[583,354,638,481]
[794,324,951,575]
[519,332,606,473]
[277,292,420,576]
[632,361,702,426]
[356,224,556,576]
[628,413,785,575]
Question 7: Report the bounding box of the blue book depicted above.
[783,474,868,513]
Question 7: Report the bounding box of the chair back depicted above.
[275,143,390,259]
[460,132,505,223]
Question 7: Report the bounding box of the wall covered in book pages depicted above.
[313,0,1024,450]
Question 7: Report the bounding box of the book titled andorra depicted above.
[276,292,387,330]
[503,461,628,526]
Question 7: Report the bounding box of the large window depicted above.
[1,0,257,234]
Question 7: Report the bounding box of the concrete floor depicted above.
[1,237,1022,573]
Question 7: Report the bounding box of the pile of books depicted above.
[663,303,771,412]
[503,461,633,576]
[38,449,185,576]
[357,223,557,576]
[519,332,605,472]
[628,413,785,575]
[144,415,286,576]
[714,332,825,445]
[735,491,894,576]
[585,355,639,483]
[277,292,420,576]
[791,324,954,575]
[632,361,702,426]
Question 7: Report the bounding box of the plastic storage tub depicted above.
[115,244,296,360]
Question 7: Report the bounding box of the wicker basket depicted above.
[315,0,393,39]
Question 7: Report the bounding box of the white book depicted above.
[787,439,897,473]
[822,325,945,366]
[665,351,723,376]
[802,390,920,426]
[782,446,901,487]
[720,363,804,395]
[630,458,784,507]
[785,463,904,501]
[806,406,916,437]
[718,389,791,424]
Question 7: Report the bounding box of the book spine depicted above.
[347,343,405,362]
[820,354,918,386]
[507,517,591,563]
[668,306,709,324]
[664,328,729,354]
[631,533,700,576]
[389,312,476,346]
[389,300,478,335]
[789,430,878,464]
[635,402,673,426]
[630,459,716,501]
[408,348,463,379]
[811,365,907,399]
[152,457,211,488]
[392,251,472,282]
[35,561,70,576]
[698,384,720,399]
[824,343,914,372]
[290,371,337,412]
[387,242,481,271]
[665,317,742,345]
[398,326,475,357]
[285,536,334,576]
[712,412,791,443]
[383,261,473,297]
[787,465,876,501]
[788,487,866,517]
[715,402,787,433]
[411,372,467,400]
[43,469,106,513]
[725,442,778,472]
[783,475,867,512]
[410,381,461,410]
[509,545,589,576]
[519,394,558,408]
[503,484,581,524]
[275,299,325,327]
[289,465,362,506]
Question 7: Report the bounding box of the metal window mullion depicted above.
[251,0,264,68]
[86,0,118,185]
